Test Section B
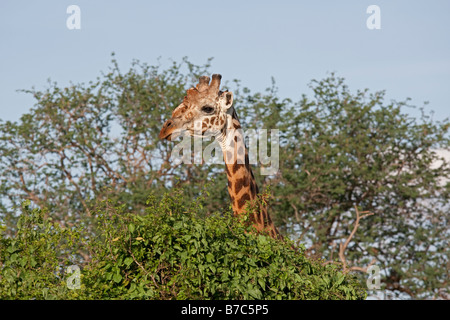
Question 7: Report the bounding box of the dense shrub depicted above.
[0,200,82,299]
[0,189,366,300]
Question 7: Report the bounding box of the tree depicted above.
[244,75,450,299]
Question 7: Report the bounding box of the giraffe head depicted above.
[159,74,234,141]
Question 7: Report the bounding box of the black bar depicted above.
[0,300,441,319]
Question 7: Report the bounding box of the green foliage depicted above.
[0,193,366,300]
[258,75,450,299]
[0,200,82,299]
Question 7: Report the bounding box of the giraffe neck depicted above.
[217,108,280,239]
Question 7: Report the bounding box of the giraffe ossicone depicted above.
[159,74,281,239]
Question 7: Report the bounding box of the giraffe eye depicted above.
[201,105,214,114]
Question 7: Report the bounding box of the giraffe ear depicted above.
[219,91,233,111]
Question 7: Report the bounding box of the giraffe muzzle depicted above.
[159,119,176,141]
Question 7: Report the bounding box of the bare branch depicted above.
[337,205,375,273]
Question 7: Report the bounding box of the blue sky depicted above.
[1,0,449,122]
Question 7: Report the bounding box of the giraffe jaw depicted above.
[160,130,182,141]
[159,130,173,141]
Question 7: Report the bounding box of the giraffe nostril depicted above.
[165,120,173,128]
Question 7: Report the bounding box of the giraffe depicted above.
[159,74,281,239]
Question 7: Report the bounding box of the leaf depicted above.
[248,288,262,299]
[335,272,345,286]
[113,273,122,283]
[258,278,266,289]
[206,253,214,263]
[124,257,133,267]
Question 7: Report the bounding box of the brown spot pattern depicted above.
[237,193,251,209]
[234,177,250,194]
[232,162,243,174]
